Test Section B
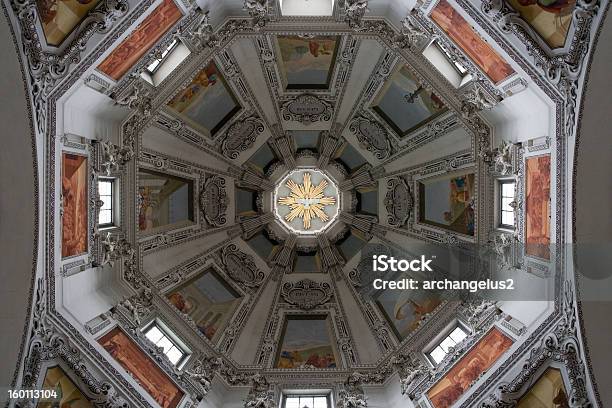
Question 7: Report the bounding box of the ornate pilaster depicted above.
[270,126,296,169]
[318,124,343,169]
[230,166,274,191]
[237,213,275,240]
[339,165,385,190]
[339,213,386,241]
[271,235,296,279]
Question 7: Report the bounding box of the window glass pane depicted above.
[439,336,456,353]
[145,326,163,344]
[101,196,112,210]
[99,181,112,196]
[147,59,161,72]
[156,336,173,352]
[501,197,514,211]
[449,327,467,343]
[99,210,112,225]
[430,346,446,364]
[313,397,328,408]
[501,211,514,226]
[166,346,183,364]
[501,182,515,197]
[285,397,300,408]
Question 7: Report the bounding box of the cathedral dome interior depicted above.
[1,0,611,407]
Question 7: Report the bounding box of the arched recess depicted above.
[0,10,39,390]
[574,6,612,407]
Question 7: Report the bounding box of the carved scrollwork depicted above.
[19,280,132,407]
[480,283,592,407]
[9,0,129,132]
[244,0,270,28]
[343,0,369,28]
[179,9,220,50]
[392,354,432,397]
[460,81,501,118]
[384,177,412,227]
[245,374,276,408]
[349,116,391,160]
[221,116,265,159]
[200,176,228,227]
[97,139,134,176]
[221,244,265,287]
[281,94,333,124]
[280,279,333,310]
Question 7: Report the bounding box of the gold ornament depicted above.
[277,172,336,230]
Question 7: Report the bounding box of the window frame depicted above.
[435,42,469,77]
[142,320,191,369]
[145,39,179,75]
[281,393,332,408]
[425,324,469,366]
[498,179,517,230]
[98,178,115,229]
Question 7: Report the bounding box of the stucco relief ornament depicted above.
[490,140,514,175]
[98,232,134,268]
[244,0,269,28]
[277,172,336,230]
[179,9,220,50]
[200,176,228,227]
[460,81,500,118]
[182,356,220,391]
[245,374,276,408]
[281,94,333,124]
[344,0,369,28]
[384,177,412,226]
[392,354,431,397]
[337,373,368,408]
[349,116,391,159]
[281,279,333,310]
[9,0,128,132]
[221,244,265,287]
[114,288,153,326]
[112,80,153,117]
[221,115,265,159]
[392,12,430,50]
[98,140,134,175]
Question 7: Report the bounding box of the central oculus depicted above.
[274,168,340,234]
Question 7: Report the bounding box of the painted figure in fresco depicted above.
[553,388,570,408]
[308,40,333,57]
[62,155,88,257]
[168,292,193,313]
[517,0,575,14]
[169,69,218,109]
[442,175,475,235]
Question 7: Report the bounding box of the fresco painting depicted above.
[167,62,240,136]
[507,0,576,48]
[97,0,182,80]
[525,155,551,259]
[137,169,194,232]
[36,0,101,46]
[375,281,442,339]
[430,0,515,83]
[167,268,242,340]
[276,317,337,369]
[277,35,339,89]
[419,173,476,236]
[373,66,447,136]
[99,328,184,408]
[517,368,569,408]
[62,153,88,257]
[428,328,513,408]
[37,366,92,408]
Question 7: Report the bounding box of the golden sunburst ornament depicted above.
[277,172,336,230]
